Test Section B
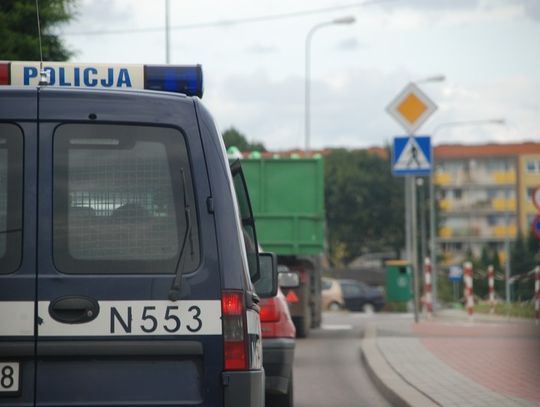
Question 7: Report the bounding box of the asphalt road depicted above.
[293,311,398,407]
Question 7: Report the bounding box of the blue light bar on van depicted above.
[0,62,204,98]
[144,65,203,97]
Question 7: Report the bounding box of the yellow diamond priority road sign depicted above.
[386,83,437,135]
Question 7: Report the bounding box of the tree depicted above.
[526,231,540,263]
[512,232,539,301]
[0,0,77,61]
[510,232,529,276]
[324,148,404,266]
[222,127,266,152]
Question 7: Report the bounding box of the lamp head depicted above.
[333,16,356,24]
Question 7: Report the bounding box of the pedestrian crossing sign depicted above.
[392,136,432,176]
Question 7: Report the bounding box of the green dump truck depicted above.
[241,156,325,337]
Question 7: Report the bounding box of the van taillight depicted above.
[0,63,10,85]
[222,291,248,370]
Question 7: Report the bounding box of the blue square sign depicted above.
[392,135,432,176]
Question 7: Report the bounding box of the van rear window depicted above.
[0,123,23,274]
[53,124,199,274]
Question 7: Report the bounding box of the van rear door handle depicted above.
[49,296,100,324]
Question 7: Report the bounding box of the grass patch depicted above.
[474,302,536,319]
[383,301,408,313]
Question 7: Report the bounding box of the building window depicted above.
[525,159,540,173]
[454,189,462,200]
[526,187,536,202]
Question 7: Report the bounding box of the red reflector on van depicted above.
[224,341,247,370]
[222,291,248,370]
[0,63,10,85]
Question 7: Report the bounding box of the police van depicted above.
[0,61,277,406]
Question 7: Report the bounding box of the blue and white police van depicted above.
[0,61,277,407]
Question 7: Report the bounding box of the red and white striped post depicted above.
[463,261,474,321]
[487,265,495,314]
[423,257,433,318]
[535,266,539,326]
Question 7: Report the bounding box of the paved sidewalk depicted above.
[362,311,540,407]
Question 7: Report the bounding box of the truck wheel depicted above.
[294,317,311,338]
[362,303,375,314]
[328,302,341,311]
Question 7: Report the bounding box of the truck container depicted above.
[240,156,325,337]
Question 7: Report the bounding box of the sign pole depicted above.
[387,82,438,324]
[405,177,412,262]
[411,173,419,323]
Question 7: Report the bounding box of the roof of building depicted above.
[434,142,540,158]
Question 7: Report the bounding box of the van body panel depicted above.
[35,88,223,406]
[0,90,38,406]
[194,101,249,291]
[0,86,265,406]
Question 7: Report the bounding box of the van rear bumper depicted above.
[222,370,264,407]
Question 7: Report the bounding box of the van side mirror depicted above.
[278,271,300,289]
[254,252,278,298]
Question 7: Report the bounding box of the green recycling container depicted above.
[384,260,413,302]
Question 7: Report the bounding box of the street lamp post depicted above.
[305,16,355,152]
[414,75,446,85]
[165,0,170,63]
[429,119,506,310]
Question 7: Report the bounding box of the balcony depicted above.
[434,170,516,186]
[492,224,517,238]
[437,224,517,240]
[434,173,451,185]
[491,198,516,211]
[439,199,451,210]
[493,171,516,184]
[437,198,516,214]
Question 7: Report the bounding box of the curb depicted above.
[360,326,438,407]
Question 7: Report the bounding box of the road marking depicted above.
[321,324,353,331]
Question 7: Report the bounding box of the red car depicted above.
[259,272,298,407]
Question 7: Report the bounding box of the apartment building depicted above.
[434,143,540,266]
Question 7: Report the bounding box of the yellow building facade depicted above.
[518,154,540,234]
[434,143,540,266]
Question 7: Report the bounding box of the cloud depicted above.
[203,68,539,151]
[335,37,363,51]
[388,0,540,23]
[245,44,278,55]
[513,0,540,20]
[72,0,136,29]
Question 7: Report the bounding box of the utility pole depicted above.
[165,0,170,63]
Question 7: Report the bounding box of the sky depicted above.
[58,0,540,151]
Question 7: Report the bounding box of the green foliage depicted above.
[526,231,540,262]
[510,232,538,301]
[511,232,530,276]
[474,302,535,319]
[491,248,501,272]
[0,0,77,61]
[383,301,408,313]
[324,148,404,266]
[436,272,454,303]
[222,127,266,152]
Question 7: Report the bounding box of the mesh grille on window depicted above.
[66,141,179,261]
